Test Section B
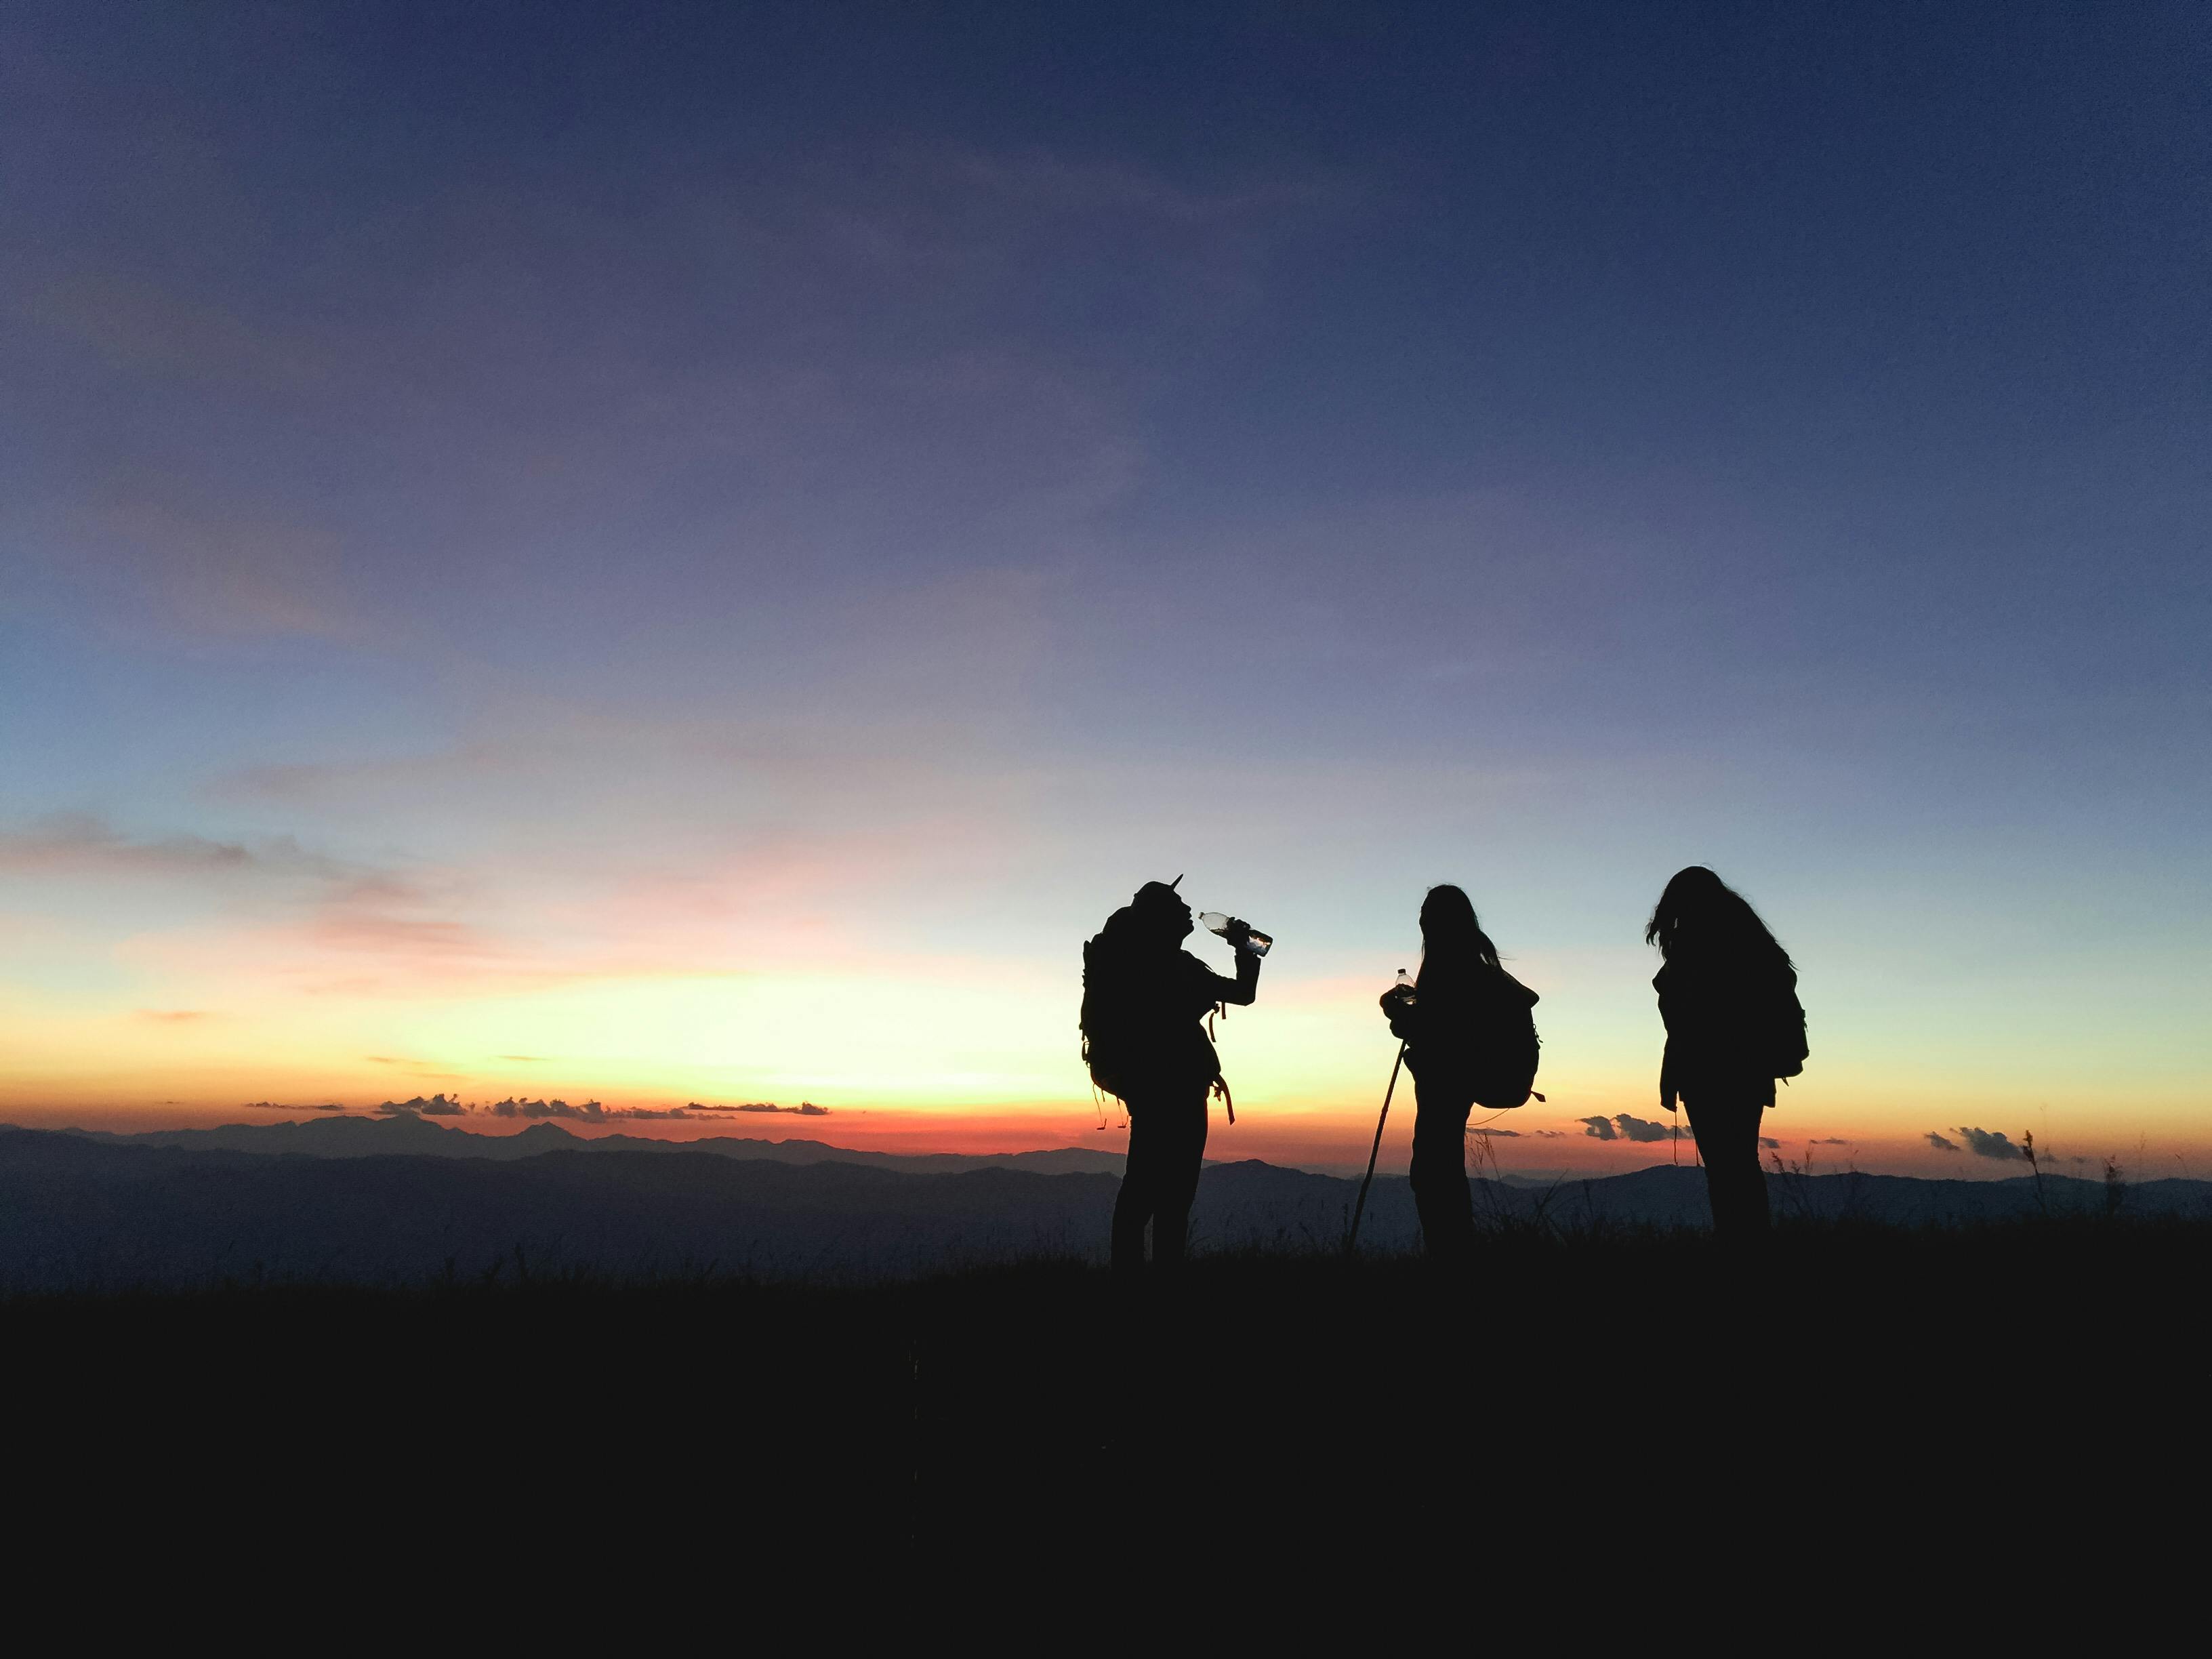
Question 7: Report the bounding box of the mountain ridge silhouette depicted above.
[43,1113,1129,1175]
[1,1126,2205,1293]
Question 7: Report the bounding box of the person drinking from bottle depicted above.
[1378,885,1540,1263]
[1080,878,1263,1275]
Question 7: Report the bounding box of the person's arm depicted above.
[1224,943,1260,1006]
[1199,947,1260,1007]
[1194,922,1262,1006]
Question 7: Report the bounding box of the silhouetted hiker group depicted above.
[1084,865,1807,1271]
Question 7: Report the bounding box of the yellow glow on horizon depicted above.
[4,945,2206,1179]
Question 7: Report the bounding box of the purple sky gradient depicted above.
[3,3,2207,1168]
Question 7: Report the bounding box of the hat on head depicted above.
[1132,875,1184,910]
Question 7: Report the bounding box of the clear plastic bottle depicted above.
[1394,968,1416,1006]
[1198,912,1273,957]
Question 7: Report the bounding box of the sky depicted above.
[3,2,2206,1176]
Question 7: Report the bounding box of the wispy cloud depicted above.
[314,905,506,963]
[474,1097,828,1122]
[79,492,356,637]
[19,270,312,386]
[363,1096,836,1122]
[18,813,560,997]
[0,813,341,880]
[363,1057,467,1082]
[137,1009,213,1023]
[1925,1132,1962,1153]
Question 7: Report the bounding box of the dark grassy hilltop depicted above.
[7,1122,2205,1289]
[0,1126,1340,1284]
[12,1226,2206,1563]
[3,1124,2205,1563]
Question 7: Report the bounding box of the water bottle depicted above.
[1394,968,1416,1006]
[1197,912,1273,957]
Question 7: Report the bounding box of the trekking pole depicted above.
[1344,1041,1407,1260]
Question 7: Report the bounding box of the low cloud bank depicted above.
[487,1097,605,1120]
[1952,1126,2024,1160]
[367,1095,831,1122]
[377,1094,467,1116]
[1581,1113,1681,1144]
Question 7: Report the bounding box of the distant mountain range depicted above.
[1,1122,2205,1292]
[52,1113,1130,1174]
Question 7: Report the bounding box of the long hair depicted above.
[1418,884,1500,987]
[1644,866,1793,970]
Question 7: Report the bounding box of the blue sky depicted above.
[2,2,2206,1169]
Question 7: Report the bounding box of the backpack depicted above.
[1080,929,1134,1101]
[1080,928,1233,1114]
[1477,996,1542,1111]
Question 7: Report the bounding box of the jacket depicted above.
[1654,955,1807,1108]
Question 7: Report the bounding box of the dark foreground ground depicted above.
[8,1216,2207,1589]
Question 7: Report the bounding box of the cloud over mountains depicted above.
[1581,1113,1682,1144]
[366,1095,829,1121]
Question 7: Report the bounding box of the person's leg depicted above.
[1112,1101,1158,1274]
[1408,1094,1475,1261]
[1687,1095,1770,1239]
[1149,1090,1210,1268]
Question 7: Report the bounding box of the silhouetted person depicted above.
[1647,866,1809,1241]
[1082,878,1261,1275]
[1380,885,1540,1263]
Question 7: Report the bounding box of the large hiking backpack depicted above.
[1478,998,1542,1111]
[1080,930,1132,1100]
[1080,929,1232,1113]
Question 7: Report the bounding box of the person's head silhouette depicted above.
[1418,883,1502,975]
[1645,865,1793,967]
[1130,876,1193,945]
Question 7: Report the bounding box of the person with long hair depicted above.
[1379,885,1541,1262]
[1645,866,1809,1240]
